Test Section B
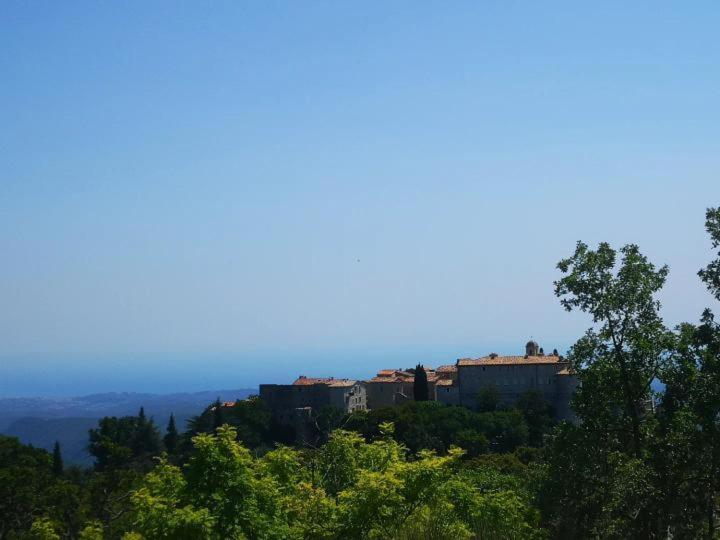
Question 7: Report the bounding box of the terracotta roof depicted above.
[292,376,357,387]
[367,376,413,384]
[436,379,455,387]
[367,373,440,384]
[327,379,358,387]
[556,367,575,375]
[374,369,414,379]
[435,364,457,373]
[457,355,566,366]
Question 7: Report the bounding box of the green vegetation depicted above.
[2,207,720,538]
[412,364,429,401]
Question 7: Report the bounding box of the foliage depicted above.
[476,385,500,412]
[413,364,429,401]
[0,435,88,539]
[186,395,292,452]
[346,400,529,455]
[516,390,555,447]
[163,414,178,456]
[51,442,63,477]
[88,409,162,472]
[123,424,542,539]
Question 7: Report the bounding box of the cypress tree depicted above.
[164,413,179,454]
[413,364,429,401]
[52,441,63,476]
[138,406,146,423]
[212,398,224,431]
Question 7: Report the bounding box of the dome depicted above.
[525,340,540,356]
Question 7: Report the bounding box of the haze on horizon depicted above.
[2,2,719,397]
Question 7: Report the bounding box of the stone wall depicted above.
[365,380,413,410]
[259,381,367,425]
[457,363,576,420]
[436,383,459,406]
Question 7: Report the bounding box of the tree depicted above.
[476,385,500,412]
[413,364,429,401]
[164,413,179,455]
[516,390,554,447]
[88,413,162,471]
[212,398,224,431]
[554,241,669,456]
[541,241,672,538]
[0,435,87,539]
[698,207,720,300]
[655,207,720,538]
[52,441,63,476]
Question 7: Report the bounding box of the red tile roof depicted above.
[457,355,566,366]
[292,376,357,387]
[367,376,413,384]
[435,364,457,373]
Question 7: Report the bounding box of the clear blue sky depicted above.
[1,2,719,396]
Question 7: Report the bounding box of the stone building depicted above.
[365,367,441,409]
[258,340,578,424]
[434,364,459,405]
[437,341,577,421]
[259,376,367,425]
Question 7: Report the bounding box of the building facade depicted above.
[444,341,577,421]
[364,367,445,409]
[258,340,578,424]
[259,376,367,425]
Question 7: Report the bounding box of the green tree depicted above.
[554,241,669,457]
[0,435,88,539]
[413,364,429,401]
[476,385,500,412]
[212,398,224,432]
[164,413,179,455]
[30,517,61,540]
[184,426,289,538]
[89,413,162,471]
[52,441,63,476]
[698,206,720,299]
[517,390,554,447]
[540,241,671,538]
[655,207,720,538]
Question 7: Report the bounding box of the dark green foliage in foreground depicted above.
[345,399,538,456]
[538,207,720,539]
[0,434,89,539]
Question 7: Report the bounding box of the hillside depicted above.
[0,389,255,465]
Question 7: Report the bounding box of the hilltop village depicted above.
[259,340,578,427]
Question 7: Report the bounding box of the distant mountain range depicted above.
[0,389,255,466]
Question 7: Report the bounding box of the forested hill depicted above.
[0,389,254,465]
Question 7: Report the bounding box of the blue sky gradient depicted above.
[1,2,719,395]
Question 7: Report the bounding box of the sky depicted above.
[1,2,719,396]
